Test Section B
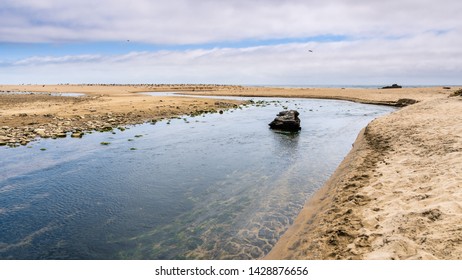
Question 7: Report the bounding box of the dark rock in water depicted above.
[269,110,301,131]
[381,84,402,89]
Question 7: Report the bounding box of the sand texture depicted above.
[2,84,449,146]
[2,84,461,259]
[0,84,243,146]
[266,94,462,260]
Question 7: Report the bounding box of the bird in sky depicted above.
[308,50,313,52]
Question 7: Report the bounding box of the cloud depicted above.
[13,54,103,65]
[2,31,461,85]
[1,1,461,85]
[1,0,461,44]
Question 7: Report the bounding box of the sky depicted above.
[0,0,461,85]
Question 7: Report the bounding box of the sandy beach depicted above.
[0,84,243,146]
[266,88,462,260]
[1,84,461,259]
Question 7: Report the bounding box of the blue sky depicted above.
[1,0,461,85]
[0,35,348,61]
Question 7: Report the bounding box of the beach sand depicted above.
[266,92,462,260]
[0,84,243,145]
[0,84,243,126]
[2,84,461,259]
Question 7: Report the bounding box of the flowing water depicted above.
[0,96,395,259]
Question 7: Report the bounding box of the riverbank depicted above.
[0,84,243,146]
[2,84,461,259]
[181,85,451,105]
[1,85,450,146]
[266,92,462,260]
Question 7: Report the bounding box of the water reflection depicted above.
[0,97,395,259]
[271,131,300,152]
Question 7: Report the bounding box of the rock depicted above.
[71,132,84,138]
[101,125,113,131]
[395,98,418,107]
[269,110,301,131]
[34,128,47,137]
[0,136,7,146]
[381,84,402,89]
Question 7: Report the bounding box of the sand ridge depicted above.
[360,97,462,259]
[266,94,462,259]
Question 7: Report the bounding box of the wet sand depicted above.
[266,89,462,260]
[2,84,461,259]
[0,84,243,146]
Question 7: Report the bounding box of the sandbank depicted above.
[1,84,461,259]
[266,88,462,259]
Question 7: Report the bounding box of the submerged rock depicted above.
[269,110,301,131]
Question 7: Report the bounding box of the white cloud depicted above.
[2,31,461,85]
[1,1,461,85]
[13,54,103,65]
[1,0,462,44]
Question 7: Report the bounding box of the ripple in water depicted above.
[0,97,395,259]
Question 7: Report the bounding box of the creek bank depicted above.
[266,95,462,260]
[0,102,241,148]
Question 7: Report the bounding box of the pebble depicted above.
[71,132,84,138]
[1,103,238,147]
[0,112,141,147]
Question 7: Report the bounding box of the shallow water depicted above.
[0,97,394,259]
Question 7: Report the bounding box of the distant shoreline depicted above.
[244,84,462,89]
[4,83,460,89]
